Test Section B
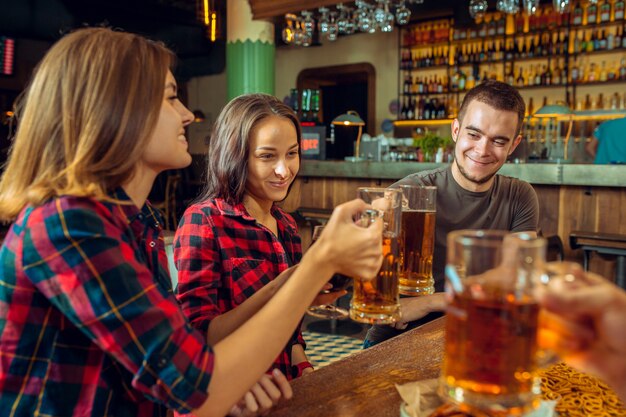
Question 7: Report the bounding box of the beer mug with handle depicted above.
[440,230,548,415]
[395,184,437,296]
[350,187,402,324]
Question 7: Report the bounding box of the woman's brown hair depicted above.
[0,27,174,221]
[199,93,302,205]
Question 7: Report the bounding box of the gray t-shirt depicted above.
[393,165,539,292]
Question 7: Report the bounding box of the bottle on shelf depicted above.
[587,1,598,25]
[615,0,625,21]
[599,0,611,23]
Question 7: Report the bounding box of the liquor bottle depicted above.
[587,1,598,24]
[616,0,625,20]
[597,93,605,110]
[598,29,607,50]
[553,60,562,85]
[571,59,580,84]
[516,67,525,87]
[620,58,626,80]
[400,97,408,120]
[407,98,415,120]
[607,27,615,50]
[599,0,611,23]
[527,97,534,117]
[572,2,584,25]
[599,61,608,82]
[615,24,623,49]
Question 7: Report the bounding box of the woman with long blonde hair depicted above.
[0,27,383,417]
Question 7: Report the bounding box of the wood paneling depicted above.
[290,177,626,284]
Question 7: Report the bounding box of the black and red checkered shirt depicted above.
[174,198,304,379]
[0,189,212,416]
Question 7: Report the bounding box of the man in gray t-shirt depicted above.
[365,80,539,347]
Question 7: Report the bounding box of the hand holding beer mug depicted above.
[396,185,437,296]
[306,225,352,320]
[349,188,402,324]
[440,230,549,415]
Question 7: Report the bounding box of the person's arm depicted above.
[511,181,539,235]
[392,293,447,329]
[290,344,313,376]
[585,136,599,159]
[538,270,626,402]
[174,208,294,345]
[194,199,383,417]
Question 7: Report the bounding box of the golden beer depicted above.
[350,235,400,324]
[441,293,541,415]
[399,209,436,295]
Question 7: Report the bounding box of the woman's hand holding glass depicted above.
[311,199,384,282]
[537,264,626,402]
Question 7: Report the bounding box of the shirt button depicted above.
[137,213,145,220]
[157,356,168,368]
[149,241,156,247]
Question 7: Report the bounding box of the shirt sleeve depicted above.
[510,181,540,233]
[174,206,223,335]
[23,202,212,413]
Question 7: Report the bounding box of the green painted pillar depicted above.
[227,0,275,99]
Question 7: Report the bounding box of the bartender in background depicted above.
[586,116,626,164]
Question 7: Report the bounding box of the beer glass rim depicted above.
[393,184,437,191]
[357,187,401,193]
[448,229,546,249]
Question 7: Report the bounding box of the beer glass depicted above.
[350,188,401,324]
[306,225,351,320]
[440,230,547,415]
[396,185,437,296]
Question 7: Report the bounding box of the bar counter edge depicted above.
[299,161,626,187]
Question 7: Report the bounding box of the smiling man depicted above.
[365,80,539,347]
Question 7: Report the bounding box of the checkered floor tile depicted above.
[303,331,364,369]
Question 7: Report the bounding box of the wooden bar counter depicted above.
[271,318,445,417]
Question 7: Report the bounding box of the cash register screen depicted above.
[301,125,326,160]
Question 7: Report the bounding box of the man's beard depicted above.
[455,153,497,186]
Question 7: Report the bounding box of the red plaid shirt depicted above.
[0,189,213,416]
[174,199,304,380]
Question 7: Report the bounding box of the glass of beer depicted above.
[396,185,437,296]
[306,225,352,320]
[350,187,401,325]
[440,230,547,415]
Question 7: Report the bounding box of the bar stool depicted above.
[569,231,626,290]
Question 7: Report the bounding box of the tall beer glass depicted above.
[350,188,401,324]
[440,230,547,415]
[396,185,436,296]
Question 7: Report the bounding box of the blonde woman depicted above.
[0,27,383,417]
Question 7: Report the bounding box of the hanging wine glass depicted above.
[395,0,411,25]
[327,11,339,41]
[343,6,357,34]
[356,1,374,33]
[281,14,296,45]
[336,3,349,34]
[468,0,488,20]
[380,1,394,32]
[374,0,387,26]
[497,0,520,14]
[522,0,539,15]
[553,0,571,13]
[301,11,315,35]
[293,18,305,46]
[318,7,330,35]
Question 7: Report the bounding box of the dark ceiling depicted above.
[0,0,226,80]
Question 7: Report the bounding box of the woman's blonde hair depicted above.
[0,27,174,221]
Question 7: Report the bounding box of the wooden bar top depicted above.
[271,318,445,417]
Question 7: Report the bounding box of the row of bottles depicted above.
[403,19,452,47]
[569,0,625,26]
[574,91,626,110]
[399,96,453,121]
[288,88,321,123]
[401,57,626,97]
[402,24,626,71]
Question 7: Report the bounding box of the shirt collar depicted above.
[110,187,164,229]
[213,198,297,235]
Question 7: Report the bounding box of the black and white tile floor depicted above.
[302,330,365,369]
